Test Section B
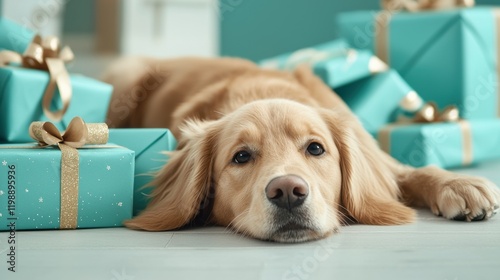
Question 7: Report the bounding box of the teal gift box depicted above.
[0,17,35,53]
[377,119,500,168]
[335,70,416,134]
[0,144,135,230]
[259,39,388,88]
[108,129,177,215]
[337,7,499,119]
[0,66,113,143]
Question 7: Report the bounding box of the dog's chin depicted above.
[267,223,327,243]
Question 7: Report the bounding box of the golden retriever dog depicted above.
[104,57,499,243]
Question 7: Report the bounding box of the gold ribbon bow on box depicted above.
[29,117,108,229]
[399,92,460,123]
[380,97,473,166]
[0,35,74,121]
[376,0,475,64]
[381,0,475,12]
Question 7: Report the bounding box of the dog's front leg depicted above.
[396,165,500,221]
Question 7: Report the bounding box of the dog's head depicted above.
[126,98,414,242]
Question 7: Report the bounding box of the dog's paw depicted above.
[431,177,500,222]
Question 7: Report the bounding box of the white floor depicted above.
[1,161,500,280]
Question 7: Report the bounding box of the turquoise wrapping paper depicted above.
[108,129,177,215]
[0,144,135,230]
[0,17,34,53]
[378,120,500,168]
[0,66,113,143]
[336,70,415,134]
[259,39,387,88]
[337,7,499,119]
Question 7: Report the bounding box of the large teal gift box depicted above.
[0,17,34,53]
[335,70,417,134]
[259,39,388,88]
[0,144,135,230]
[377,119,500,168]
[0,66,113,143]
[337,7,499,119]
[108,129,177,215]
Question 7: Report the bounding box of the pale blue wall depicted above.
[37,0,500,59]
[219,0,377,61]
[220,0,500,61]
[62,0,95,34]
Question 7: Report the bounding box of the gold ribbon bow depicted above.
[0,35,74,122]
[381,0,475,12]
[405,102,460,123]
[376,0,475,63]
[381,97,472,165]
[29,117,108,229]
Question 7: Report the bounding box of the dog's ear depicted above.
[125,119,219,231]
[319,109,415,225]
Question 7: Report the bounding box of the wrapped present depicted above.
[0,118,135,230]
[260,39,388,88]
[0,35,112,143]
[108,129,177,215]
[377,119,500,168]
[337,6,499,119]
[0,17,35,53]
[335,69,420,134]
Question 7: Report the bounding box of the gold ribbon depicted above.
[381,0,475,12]
[402,101,460,123]
[380,98,472,166]
[378,119,473,166]
[0,35,74,122]
[496,9,500,118]
[29,117,109,229]
[376,0,475,64]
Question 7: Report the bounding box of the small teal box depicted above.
[108,129,177,215]
[337,7,499,119]
[0,66,113,143]
[0,17,35,53]
[260,39,388,89]
[377,119,500,168]
[336,70,415,134]
[0,144,135,230]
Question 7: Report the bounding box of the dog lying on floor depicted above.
[104,57,500,243]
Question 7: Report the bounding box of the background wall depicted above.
[62,0,95,34]
[33,0,500,61]
[219,0,378,61]
[219,0,500,61]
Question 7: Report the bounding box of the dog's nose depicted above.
[265,175,309,210]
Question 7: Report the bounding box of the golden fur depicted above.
[104,57,500,243]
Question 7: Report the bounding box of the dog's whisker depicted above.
[225,209,251,233]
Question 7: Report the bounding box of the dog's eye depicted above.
[307,142,325,156]
[233,150,252,164]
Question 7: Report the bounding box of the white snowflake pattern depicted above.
[1,160,6,166]
[0,190,4,196]
[39,197,44,203]
[117,202,123,207]
[106,165,111,171]
[0,213,3,217]
[25,189,29,193]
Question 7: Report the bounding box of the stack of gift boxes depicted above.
[0,17,177,231]
[261,4,500,170]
